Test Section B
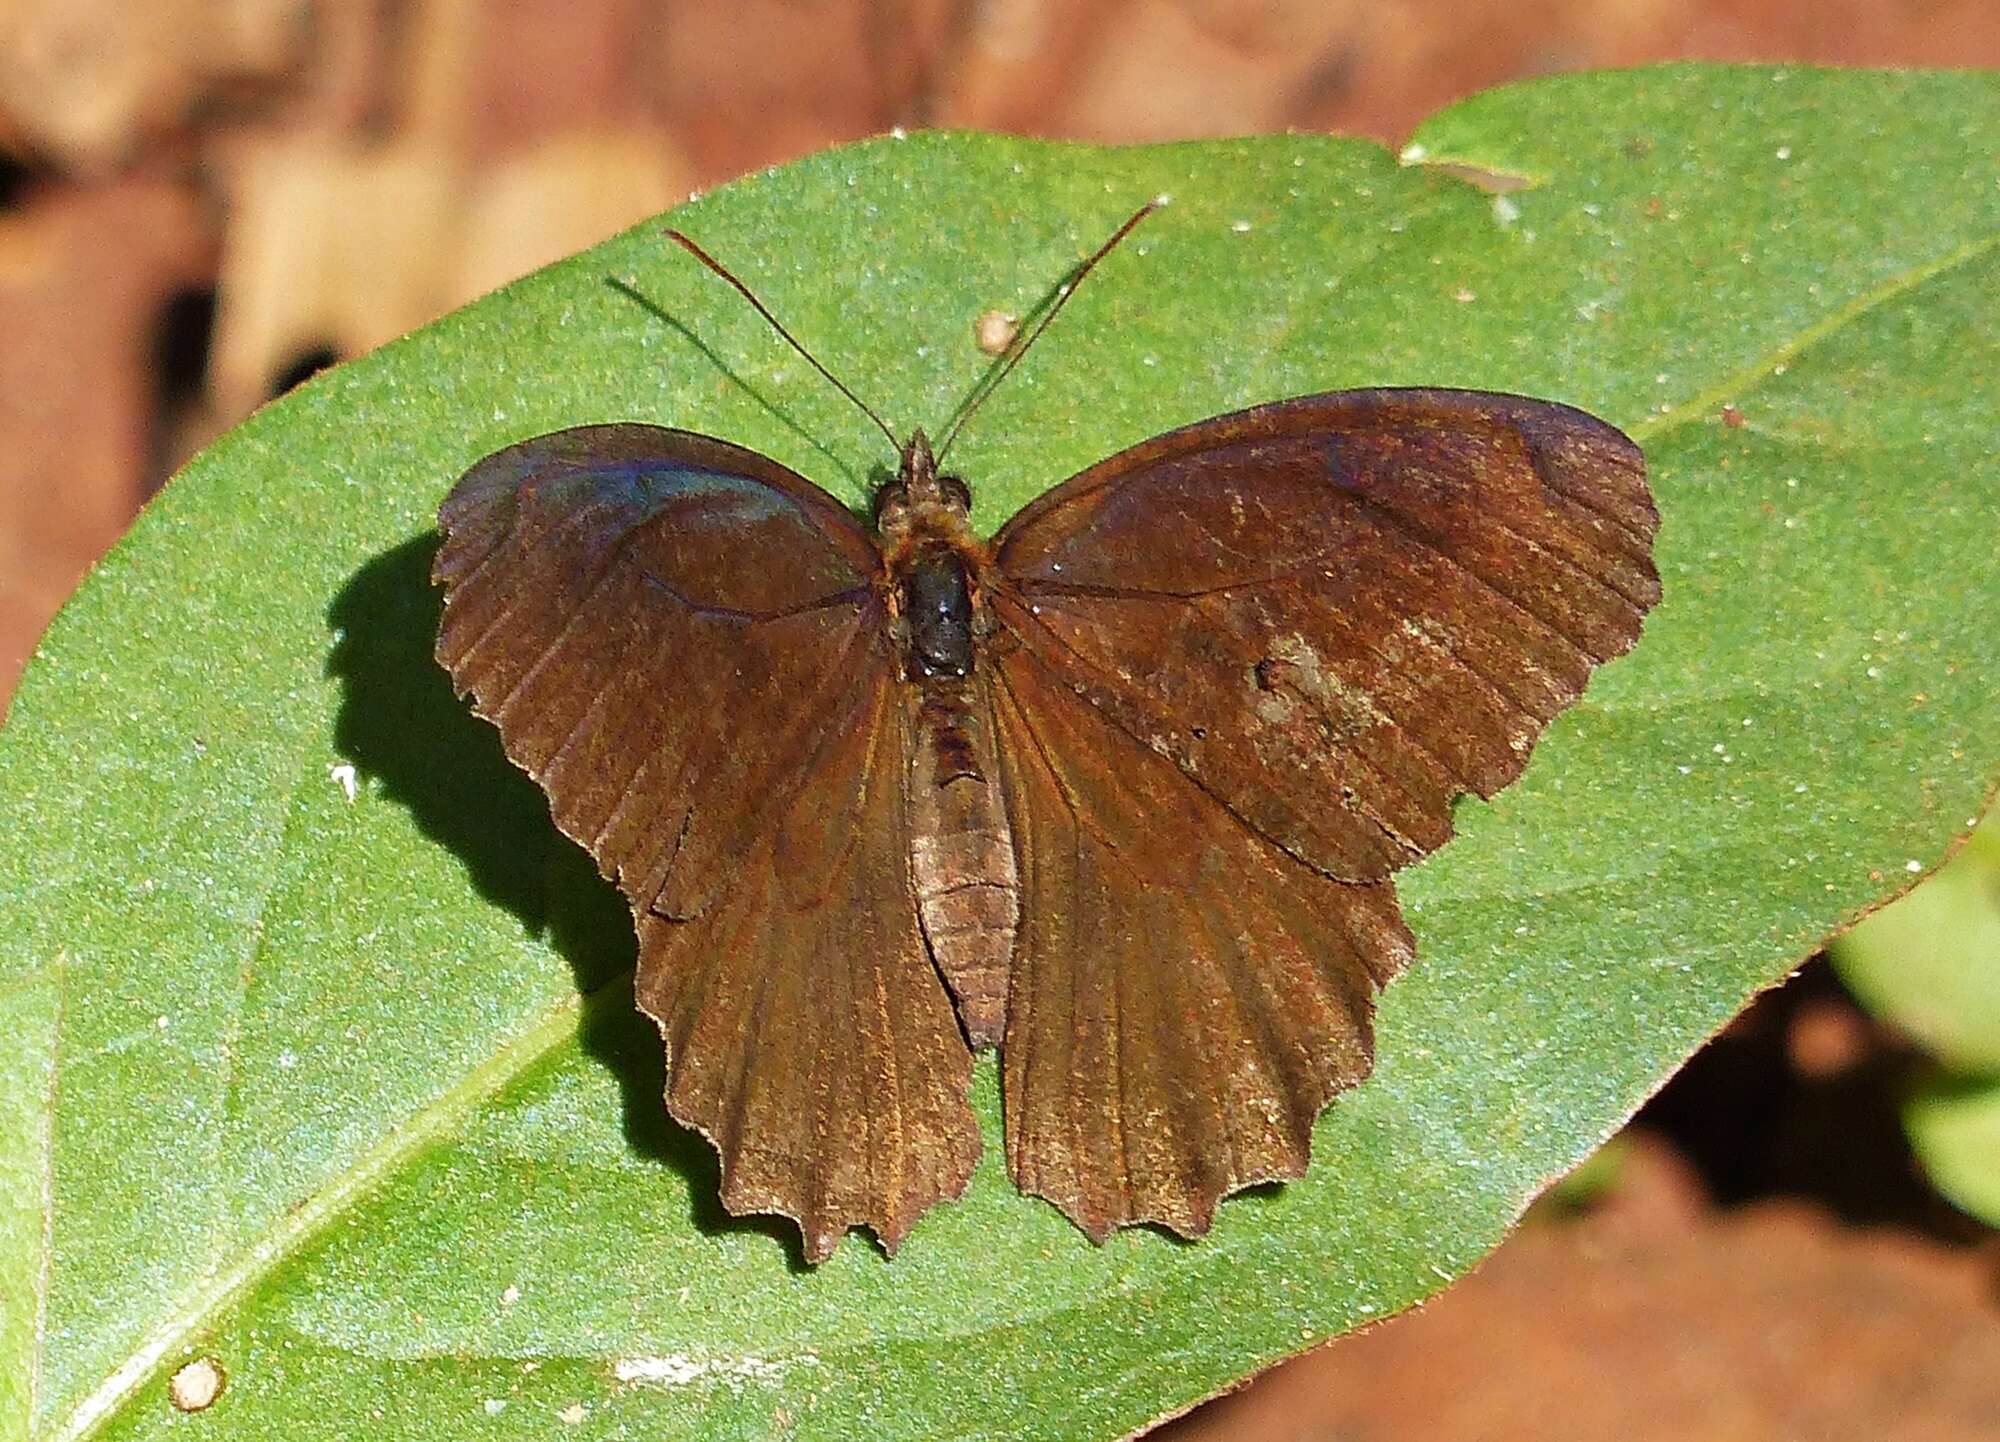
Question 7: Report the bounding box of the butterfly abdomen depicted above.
[905,680,1018,1048]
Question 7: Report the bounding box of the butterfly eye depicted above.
[874,480,911,527]
[940,475,972,512]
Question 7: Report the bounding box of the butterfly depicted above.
[432,204,1660,1263]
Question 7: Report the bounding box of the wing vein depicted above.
[1332,490,1599,669]
[441,504,619,673]
[1002,598,1418,863]
[634,571,875,623]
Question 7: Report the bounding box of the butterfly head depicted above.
[875,428,973,541]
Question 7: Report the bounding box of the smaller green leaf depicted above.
[1905,1077,2000,1227]
[1830,814,2000,1075]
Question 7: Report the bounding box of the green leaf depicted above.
[1830,814,2000,1074]
[1905,1077,2000,1227]
[4,64,1999,1442]
[1835,813,2000,1222]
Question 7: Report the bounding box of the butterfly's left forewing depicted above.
[434,424,888,919]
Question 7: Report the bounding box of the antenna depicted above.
[664,229,901,451]
[935,200,1161,463]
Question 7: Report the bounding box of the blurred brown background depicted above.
[3,3,1996,1437]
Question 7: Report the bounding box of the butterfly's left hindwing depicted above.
[637,667,979,1262]
[990,646,1411,1240]
[992,388,1658,882]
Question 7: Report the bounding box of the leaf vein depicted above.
[48,992,589,1442]
[1632,229,2000,444]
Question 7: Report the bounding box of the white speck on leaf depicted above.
[170,1358,225,1412]
[974,309,1018,355]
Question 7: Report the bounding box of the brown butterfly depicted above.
[432,204,1660,1263]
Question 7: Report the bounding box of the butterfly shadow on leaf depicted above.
[326,534,812,1266]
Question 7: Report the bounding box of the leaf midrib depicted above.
[43,992,585,1442]
[38,185,2000,1442]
